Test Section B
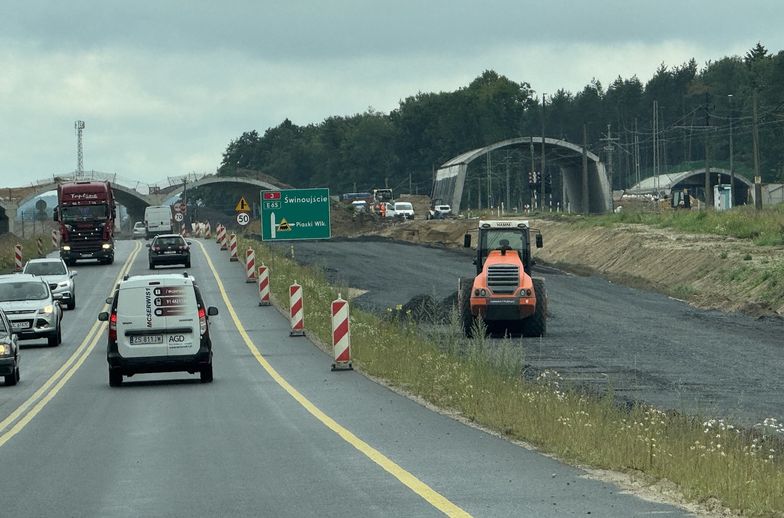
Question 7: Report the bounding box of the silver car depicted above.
[0,274,63,346]
[23,258,78,310]
[132,221,146,239]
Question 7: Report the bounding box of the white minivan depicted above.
[392,201,415,220]
[99,273,218,386]
[144,205,174,239]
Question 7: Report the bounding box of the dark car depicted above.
[148,234,191,269]
[0,309,20,386]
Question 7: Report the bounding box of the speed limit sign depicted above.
[174,212,184,222]
[236,212,250,226]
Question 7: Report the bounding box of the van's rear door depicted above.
[116,284,169,359]
[161,283,199,357]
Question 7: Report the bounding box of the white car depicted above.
[99,273,218,386]
[427,204,452,219]
[0,274,62,346]
[392,202,415,220]
[132,221,146,239]
[22,258,78,310]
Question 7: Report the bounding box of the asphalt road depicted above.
[0,239,691,517]
[280,238,784,427]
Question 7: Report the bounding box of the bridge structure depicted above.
[433,137,610,214]
[0,171,283,235]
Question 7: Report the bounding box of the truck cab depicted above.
[54,181,116,265]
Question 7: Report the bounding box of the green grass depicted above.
[240,236,784,516]
[0,234,56,273]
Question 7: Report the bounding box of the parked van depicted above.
[144,205,174,239]
[99,273,218,386]
[392,201,415,220]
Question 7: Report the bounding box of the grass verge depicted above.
[0,234,56,273]
[240,236,784,516]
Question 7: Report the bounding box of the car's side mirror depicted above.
[105,297,113,304]
[207,306,219,316]
[463,234,471,248]
[53,293,63,300]
[70,271,78,278]
[536,234,543,248]
[187,241,192,245]
[145,244,151,248]
[98,312,109,321]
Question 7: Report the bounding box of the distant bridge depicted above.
[0,171,285,235]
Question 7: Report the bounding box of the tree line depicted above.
[216,43,784,203]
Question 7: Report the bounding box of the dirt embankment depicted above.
[333,214,784,319]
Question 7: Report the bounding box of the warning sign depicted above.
[235,196,251,212]
[277,218,292,231]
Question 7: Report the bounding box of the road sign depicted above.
[236,212,250,226]
[235,196,251,212]
[174,212,184,222]
[260,188,331,241]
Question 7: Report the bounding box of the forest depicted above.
[213,43,784,208]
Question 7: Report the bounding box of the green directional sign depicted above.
[260,188,331,241]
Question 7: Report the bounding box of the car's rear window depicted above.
[24,262,66,276]
[0,281,48,301]
[154,237,185,247]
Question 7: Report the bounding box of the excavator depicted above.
[459,220,546,337]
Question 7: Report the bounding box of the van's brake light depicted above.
[198,307,207,335]
[109,312,117,341]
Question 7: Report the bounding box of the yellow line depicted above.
[0,241,142,447]
[196,240,471,518]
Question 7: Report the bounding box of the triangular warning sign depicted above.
[235,196,251,212]
[277,218,292,231]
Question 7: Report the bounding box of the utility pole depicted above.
[505,149,511,212]
[408,172,412,194]
[704,92,712,208]
[653,100,658,197]
[540,94,546,212]
[581,124,589,213]
[602,124,619,211]
[529,139,535,209]
[486,151,492,208]
[74,120,85,179]
[634,118,640,186]
[752,89,762,209]
[477,176,482,211]
[728,94,735,205]
[183,179,189,231]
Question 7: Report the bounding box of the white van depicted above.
[392,202,415,220]
[144,205,174,239]
[99,273,218,386]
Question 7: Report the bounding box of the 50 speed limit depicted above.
[236,212,250,226]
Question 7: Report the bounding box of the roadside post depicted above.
[289,281,305,336]
[331,294,353,371]
[258,264,271,306]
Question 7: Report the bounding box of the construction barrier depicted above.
[258,264,270,306]
[51,229,60,249]
[331,294,353,371]
[180,225,187,237]
[191,222,197,236]
[215,224,223,244]
[219,225,228,250]
[205,222,212,239]
[37,237,43,258]
[228,233,238,261]
[245,247,256,283]
[14,244,22,271]
[289,281,304,336]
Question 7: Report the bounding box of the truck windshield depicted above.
[61,204,108,221]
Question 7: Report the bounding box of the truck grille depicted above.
[487,265,519,294]
[67,228,104,251]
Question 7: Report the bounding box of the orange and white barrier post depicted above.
[289,281,304,336]
[245,247,256,283]
[14,244,22,271]
[258,264,270,306]
[228,233,238,261]
[37,237,43,257]
[331,294,353,371]
[180,224,187,237]
[215,224,223,244]
[219,225,228,250]
[205,222,212,239]
[51,229,60,249]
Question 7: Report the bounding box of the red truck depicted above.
[54,181,116,265]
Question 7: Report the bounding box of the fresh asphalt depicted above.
[0,239,691,517]
[280,238,784,427]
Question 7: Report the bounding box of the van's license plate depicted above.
[130,335,164,345]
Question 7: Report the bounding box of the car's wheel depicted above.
[107,255,114,265]
[109,369,122,387]
[4,366,19,386]
[149,262,155,270]
[185,260,191,268]
[522,278,547,337]
[67,295,76,310]
[47,327,60,347]
[200,363,213,383]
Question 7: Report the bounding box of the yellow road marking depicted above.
[196,240,471,518]
[0,241,142,447]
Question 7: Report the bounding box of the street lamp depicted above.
[728,94,735,206]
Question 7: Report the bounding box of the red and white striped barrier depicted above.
[191,222,197,236]
[228,233,238,261]
[51,229,60,249]
[258,264,270,306]
[205,222,212,239]
[331,294,353,371]
[180,224,187,237]
[289,281,304,336]
[215,224,223,244]
[245,247,256,283]
[14,244,22,271]
[219,225,228,250]
[37,237,43,258]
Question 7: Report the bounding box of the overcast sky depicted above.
[1,0,782,188]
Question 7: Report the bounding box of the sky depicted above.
[1,0,783,189]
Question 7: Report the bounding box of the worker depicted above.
[379,202,387,218]
[499,239,511,250]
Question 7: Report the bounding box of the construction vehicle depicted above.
[370,188,394,216]
[459,220,545,336]
[53,181,116,265]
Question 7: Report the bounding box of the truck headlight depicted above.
[102,243,113,249]
[0,343,10,356]
[38,305,54,315]
[62,245,71,251]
